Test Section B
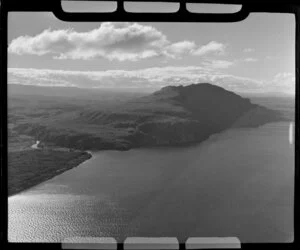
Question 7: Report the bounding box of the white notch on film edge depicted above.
[61,236,241,249]
[61,237,117,249]
[186,237,241,249]
[124,237,179,249]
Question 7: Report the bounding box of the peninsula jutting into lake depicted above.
[8,83,286,196]
[10,83,285,152]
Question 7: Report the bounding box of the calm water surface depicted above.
[8,122,294,243]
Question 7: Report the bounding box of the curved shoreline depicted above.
[9,120,291,197]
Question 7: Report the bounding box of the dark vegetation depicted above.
[8,149,91,196]
[9,112,92,196]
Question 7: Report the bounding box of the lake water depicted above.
[8,121,294,243]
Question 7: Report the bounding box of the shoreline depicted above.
[8,149,92,197]
[91,121,292,152]
[61,120,291,153]
[8,121,292,197]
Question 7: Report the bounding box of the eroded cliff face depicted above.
[11,83,286,151]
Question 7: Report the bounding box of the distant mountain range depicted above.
[9,83,286,151]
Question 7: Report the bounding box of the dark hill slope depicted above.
[11,83,285,150]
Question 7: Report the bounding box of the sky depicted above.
[7,3,296,94]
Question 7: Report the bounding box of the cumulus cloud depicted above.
[165,41,196,58]
[192,41,226,56]
[8,23,227,61]
[8,66,293,94]
[8,22,168,61]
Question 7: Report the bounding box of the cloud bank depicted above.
[8,22,226,61]
[8,67,295,94]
